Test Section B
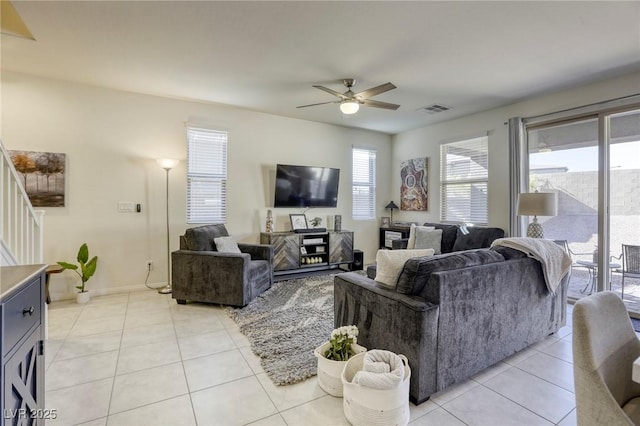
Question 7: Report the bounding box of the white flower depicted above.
[330,325,359,340]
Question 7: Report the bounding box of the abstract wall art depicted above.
[400,157,428,211]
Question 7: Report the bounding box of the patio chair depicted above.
[553,240,593,286]
[611,244,640,300]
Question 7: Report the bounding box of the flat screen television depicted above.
[274,164,340,208]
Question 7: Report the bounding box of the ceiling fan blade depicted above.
[363,99,400,111]
[296,100,339,109]
[313,85,348,100]
[354,82,396,100]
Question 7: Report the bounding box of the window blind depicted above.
[186,127,228,224]
[352,147,376,220]
[440,136,488,225]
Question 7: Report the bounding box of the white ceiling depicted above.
[3,1,640,135]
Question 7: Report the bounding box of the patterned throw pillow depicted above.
[374,248,435,289]
[414,228,443,254]
[213,236,242,253]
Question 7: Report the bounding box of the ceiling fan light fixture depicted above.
[340,100,360,115]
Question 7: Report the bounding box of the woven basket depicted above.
[314,342,366,397]
[341,352,411,426]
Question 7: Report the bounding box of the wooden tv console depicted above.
[260,230,353,279]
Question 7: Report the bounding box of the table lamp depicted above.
[517,191,558,238]
[385,201,399,224]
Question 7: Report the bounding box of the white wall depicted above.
[1,72,391,299]
[391,71,640,231]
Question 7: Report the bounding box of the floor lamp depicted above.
[156,158,179,294]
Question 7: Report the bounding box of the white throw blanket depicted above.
[352,350,404,390]
[490,238,571,294]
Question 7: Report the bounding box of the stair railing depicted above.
[0,139,44,265]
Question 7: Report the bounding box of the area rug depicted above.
[227,274,336,385]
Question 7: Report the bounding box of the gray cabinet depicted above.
[261,231,354,278]
[260,233,300,271]
[1,265,46,426]
[329,231,354,265]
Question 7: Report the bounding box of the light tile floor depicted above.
[45,290,581,426]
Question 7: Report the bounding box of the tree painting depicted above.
[9,150,66,207]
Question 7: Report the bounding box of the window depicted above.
[186,127,227,224]
[440,136,488,224]
[352,147,376,220]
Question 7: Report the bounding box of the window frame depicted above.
[440,136,489,225]
[186,126,228,224]
[352,147,377,221]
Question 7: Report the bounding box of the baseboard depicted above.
[49,282,168,302]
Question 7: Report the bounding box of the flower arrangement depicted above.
[323,325,359,361]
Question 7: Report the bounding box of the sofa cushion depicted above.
[214,236,241,253]
[414,228,443,254]
[422,223,459,253]
[396,249,505,295]
[407,224,435,249]
[375,249,435,289]
[452,226,505,252]
[184,224,229,251]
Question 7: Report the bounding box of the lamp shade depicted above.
[385,201,399,210]
[156,158,179,170]
[339,100,360,115]
[517,192,557,217]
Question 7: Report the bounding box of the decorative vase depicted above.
[76,291,90,304]
[334,215,342,231]
[314,341,366,397]
[266,209,273,233]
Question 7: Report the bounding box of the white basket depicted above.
[341,352,411,426]
[314,342,367,397]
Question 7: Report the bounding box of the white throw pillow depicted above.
[374,248,435,289]
[414,228,443,254]
[214,236,241,253]
[407,224,435,249]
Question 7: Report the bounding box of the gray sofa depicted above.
[171,224,274,307]
[368,223,504,278]
[334,247,568,404]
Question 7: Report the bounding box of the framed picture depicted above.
[9,150,66,207]
[400,157,428,211]
[290,214,308,231]
[300,246,307,255]
[381,217,391,227]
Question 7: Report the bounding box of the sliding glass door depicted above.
[608,109,640,310]
[521,104,640,313]
[527,118,600,299]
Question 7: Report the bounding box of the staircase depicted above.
[0,139,44,266]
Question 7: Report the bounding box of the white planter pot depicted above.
[314,341,366,397]
[76,291,90,304]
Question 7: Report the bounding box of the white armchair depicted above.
[573,291,640,425]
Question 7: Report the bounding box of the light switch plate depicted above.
[118,202,135,213]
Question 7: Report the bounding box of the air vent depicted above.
[419,104,451,114]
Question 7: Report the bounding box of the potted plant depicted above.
[58,243,98,304]
[314,325,366,396]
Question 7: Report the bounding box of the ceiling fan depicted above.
[297,79,400,114]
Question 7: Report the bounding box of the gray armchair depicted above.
[171,224,273,307]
